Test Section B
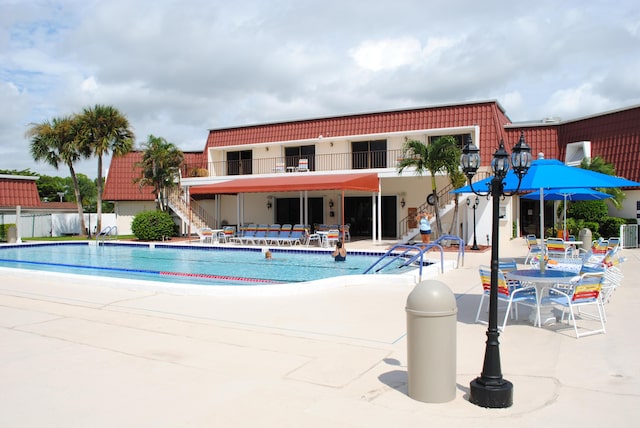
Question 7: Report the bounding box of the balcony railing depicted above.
[206,149,405,177]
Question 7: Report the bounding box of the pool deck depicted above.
[1,238,639,427]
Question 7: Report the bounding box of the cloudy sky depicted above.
[2,0,639,178]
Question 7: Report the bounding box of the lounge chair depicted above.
[280,224,305,245]
[265,224,283,245]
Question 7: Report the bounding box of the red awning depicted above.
[189,173,379,195]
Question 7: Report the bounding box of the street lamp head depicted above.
[511,131,532,179]
[491,140,510,178]
[460,135,480,179]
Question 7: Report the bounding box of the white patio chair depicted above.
[524,234,544,264]
[324,229,340,247]
[296,158,309,172]
[540,272,606,338]
[476,265,540,331]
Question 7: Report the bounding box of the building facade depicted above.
[103,100,640,244]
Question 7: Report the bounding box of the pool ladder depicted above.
[96,226,118,245]
[363,235,465,282]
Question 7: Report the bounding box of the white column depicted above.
[16,205,22,243]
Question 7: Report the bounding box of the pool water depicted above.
[0,242,403,286]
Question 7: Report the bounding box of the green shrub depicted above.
[566,200,608,223]
[131,210,177,241]
[599,217,627,238]
[0,224,15,242]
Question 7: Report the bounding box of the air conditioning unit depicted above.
[565,141,591,166]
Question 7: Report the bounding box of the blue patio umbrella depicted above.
[453,157,639,242]
[522,188,613,237]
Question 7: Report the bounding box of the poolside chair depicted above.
[476,265,540,331]
[546,238,569,259]
[324,229,340,247]
[280,224,305,245]
[524,234,544,264]
[277,224,292,244]
[217,226,236,243]
[341,223,351,242]
[250,224,269,245]
[306,227,321,246]
[236,224,257,244]
[265,224,283,245]
[540,272,606,338]
[608,237,620,251]
[579,239,610,265]
[296,158,309,172]
[197,227,215,244]
[599,264,624,321]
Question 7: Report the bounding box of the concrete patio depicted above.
[1,238,638,427]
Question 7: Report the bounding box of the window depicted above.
[226,150,252,175]
[285,145,315,171]
[352,139,387,169]
[428,134,470,151]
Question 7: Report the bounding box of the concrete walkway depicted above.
[1,238,639,427]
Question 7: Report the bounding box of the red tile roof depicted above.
[205,101,511,162]
[557,106,640,182]
[103,152,155,201]
[104,101,640,201]
[103,151,208,201]
[0,176,42,208]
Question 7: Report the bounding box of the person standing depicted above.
[332,241,347,261]
[417,211,432,244]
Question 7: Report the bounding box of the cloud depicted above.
[1,0,640,177]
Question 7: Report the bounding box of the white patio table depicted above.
[507,269,580,326]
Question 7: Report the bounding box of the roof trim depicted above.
[189,173,380,195]
[208,100,505,132]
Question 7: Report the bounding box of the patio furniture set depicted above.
[476,236,625,338]
[197,224,345,247]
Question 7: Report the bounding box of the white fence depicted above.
[1,213,116,238]
[620,224,639,249]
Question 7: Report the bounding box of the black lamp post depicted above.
[460,131,532,408]
[467,196,480,250]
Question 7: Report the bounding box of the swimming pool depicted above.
[0,242,411,287]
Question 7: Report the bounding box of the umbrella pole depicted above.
[563,194,567,239]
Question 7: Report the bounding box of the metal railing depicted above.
[396,171,490,240]
[207,149,404,176]
[96,226,118,244]
[620,224,638,248]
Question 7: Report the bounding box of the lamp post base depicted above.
[469,377,513,408]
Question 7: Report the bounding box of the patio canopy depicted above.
[189,172,380,195]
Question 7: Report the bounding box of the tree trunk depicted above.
[68,163,87,237]
[430,176,443,236]
[448,195,460,236]
[96,155,103,235]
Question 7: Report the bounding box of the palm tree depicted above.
[134,135,184,211]
[76,105,134,233]
[26,116,90,236]
[447,168,468,236]
[580,156,625,209]
[398,136,461,236]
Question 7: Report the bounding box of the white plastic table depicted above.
[507,269,580,326]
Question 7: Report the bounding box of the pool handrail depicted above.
[363,243,445,282]
[432,235,465,267]
[96,226,118,244]
[365,244,425,274]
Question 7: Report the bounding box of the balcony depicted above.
[206,149,405,177]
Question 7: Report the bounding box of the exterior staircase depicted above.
[167,187,212,233]
[397,173,489,243]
